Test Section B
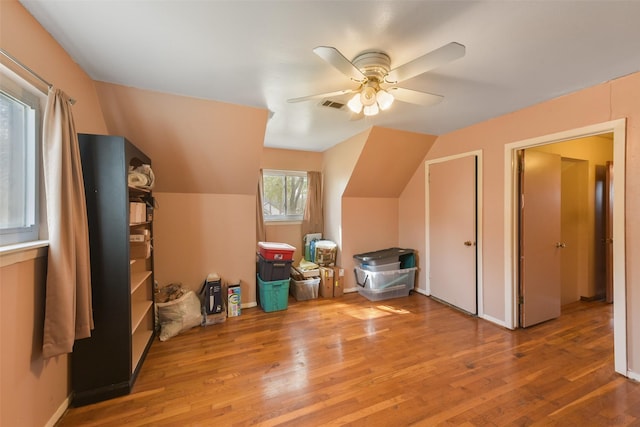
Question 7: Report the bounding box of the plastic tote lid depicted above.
[258,242,296,251]
[353,247,414,261]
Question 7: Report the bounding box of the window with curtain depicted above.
[0,67,44,246]
[262,169,308,221]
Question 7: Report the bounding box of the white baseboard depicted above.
[45,395,70,427]
[627,369,640,382]
[480,313,508,328]
[344,287,358,293]
[242,301,257,309]
[413,292,509,329]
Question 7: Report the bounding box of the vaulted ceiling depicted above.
[19,0,640,152]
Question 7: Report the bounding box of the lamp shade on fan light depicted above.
[347,87,394,116]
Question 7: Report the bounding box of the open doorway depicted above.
[504,119,627,376]
[517,134,613,327]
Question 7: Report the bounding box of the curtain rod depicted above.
[0,48,76,104]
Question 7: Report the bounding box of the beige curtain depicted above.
[256,169,266,243]
[42,88,93,359]
[301,171,323,238]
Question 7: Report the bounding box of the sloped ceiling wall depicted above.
[343,126,437,197]
[94,82,269,195]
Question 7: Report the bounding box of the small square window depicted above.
[262,170,307,222]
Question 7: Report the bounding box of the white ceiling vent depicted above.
[319,99,346,110]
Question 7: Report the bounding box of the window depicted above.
[262,169,307,221]
[0,68,43,246]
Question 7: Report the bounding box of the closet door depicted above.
[519,150,562,327]
[428,155,477,314]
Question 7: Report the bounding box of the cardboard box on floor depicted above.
[319,267,333,297]
[319,266,345,297]
[333,266,344,297]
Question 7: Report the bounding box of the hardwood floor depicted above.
[58,292,640,426]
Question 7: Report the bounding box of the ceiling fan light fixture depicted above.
[360,85,377,106]
[376,89,394,110]
[363,103,379,116]
[347,93,363,113]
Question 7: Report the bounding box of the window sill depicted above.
[265,220,303,226]
[0,240,49,268]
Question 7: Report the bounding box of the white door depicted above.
[429,156,477,314]
[519,150,562,327]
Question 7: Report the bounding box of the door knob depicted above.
[555,242,566,248]
[464,241,474,246]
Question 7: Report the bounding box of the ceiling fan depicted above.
[288,42,465,117]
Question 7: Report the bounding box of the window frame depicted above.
[0,64,45,248]
[262,169,308,223]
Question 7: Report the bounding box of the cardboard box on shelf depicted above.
[129,202,146,224]
[129,241,151,259]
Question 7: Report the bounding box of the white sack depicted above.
[156,290,202,341]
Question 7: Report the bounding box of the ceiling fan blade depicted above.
[287,88,357,103]
[385,42,465,84]
[388,87,443,107]
[313,46,366,82]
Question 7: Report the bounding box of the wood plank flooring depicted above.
[57,292,640,426]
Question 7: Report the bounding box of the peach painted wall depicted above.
[401,83,612,318]
[153,193,256,301]
[344,127,436,197]
[608,75,640,377]
[400,71,640,374]
[261,147,322,172]
[322,129,370,267]
[94,82,267,195]
[93,83,269,307]
[339,126,435,290]
[341,197,399,290]
[0,257,69,427]
[0,1,109,426]
[399,165,428,291]
[0,1,107,134]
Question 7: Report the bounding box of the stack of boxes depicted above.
[257,239,345,306]
[316,241,342,299]
[318,265,344,298]
[257,242,295,312]
[291,236,344,300]
[353,247,417,301]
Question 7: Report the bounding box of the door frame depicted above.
[503,119,627,376]
[423,150,484,318]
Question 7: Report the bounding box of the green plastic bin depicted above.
[257,275,289,312]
